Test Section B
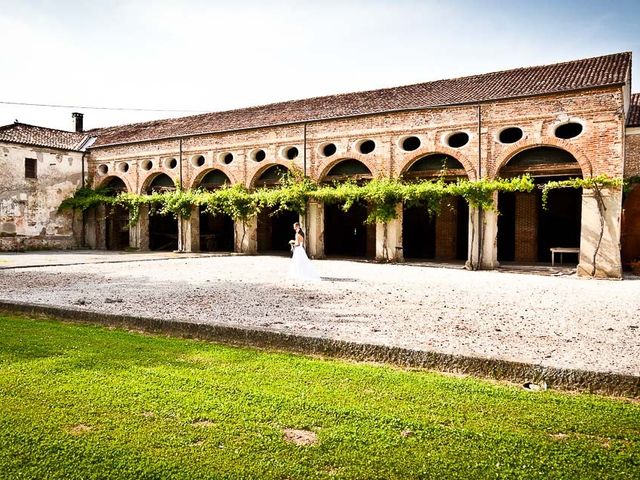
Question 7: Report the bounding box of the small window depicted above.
[223,153,234,164]
[141,160,153,171]
[285,147,299,160]
[25,158,37,179]
[193,155,205,167]
[253,149,266,162]
[499,127,523,144]
[166,158,178,169]
[322,143,337,157]
[401,136,421,151]
[358,139,376,154]
[447,132,469,148]
[555,122,583,140]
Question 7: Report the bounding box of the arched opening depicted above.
[622,185,640,269]
[102,177,129,250]
[497,147,583,264]
[146,173,178,251]
[196,170,234,252]
[255,165,299,254]
[322,159,375,258]
[401,154,469,261]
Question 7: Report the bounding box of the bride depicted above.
[288,222,321,282]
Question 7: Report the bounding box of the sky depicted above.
[0,0,639,132]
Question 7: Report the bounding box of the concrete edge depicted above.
[0,300,637,398]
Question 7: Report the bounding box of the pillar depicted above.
[577,188,622,278]
[514,192,538,263]
[132,205,149,251]
[305,200,324,258]
[467,192,499,270]
[178,212,199,253]
[376,203,403,261]
[96,204,106,250]
[234,217,257,253]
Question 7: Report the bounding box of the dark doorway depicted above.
[102,177,129,250]
[257,207,299,253]
[538,185,581,262]
[146,174,178,251]
[497,192,516,262]
[402,196,469,261]
[402,206,436,259]
[497,181,581,263]
[149,213,178,251]
[199,208,234,252]
[324,202,374,258]
[622,186,640,268]
[106,205,129,250]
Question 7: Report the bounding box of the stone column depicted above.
[577,188,622,278]
[376,203,403,261]
[96,204,106,250]
[178,212,200,253]
[84,208,98,249]
[305,200,324,258]
[466,193,499,270]
[134,205,150,251]
[234,217,257,253]
[514,192,538,263]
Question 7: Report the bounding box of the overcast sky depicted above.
[1,0,638,132]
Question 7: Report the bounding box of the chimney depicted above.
[72,112,84,133]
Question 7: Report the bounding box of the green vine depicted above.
[62,173,621,227]
[540,175,623,209]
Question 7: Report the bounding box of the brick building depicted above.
[3,52,640,278]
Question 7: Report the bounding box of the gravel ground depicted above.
[0,252,639,376]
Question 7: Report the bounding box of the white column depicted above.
[305,201,324,258]
[234,216,257,253]
[466,193,499,270]
[577,188,622,278]
[376,203,403,261]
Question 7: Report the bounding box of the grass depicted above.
[0,314,638,479]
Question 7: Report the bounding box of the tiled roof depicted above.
[88,51,629,147]
[628,93,640,127]
[0,122,87,151]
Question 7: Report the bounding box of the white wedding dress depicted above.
[289,236,321,282]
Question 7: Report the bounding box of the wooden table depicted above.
[550,247,579,266]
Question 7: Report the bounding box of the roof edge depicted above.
[89,82,627,150]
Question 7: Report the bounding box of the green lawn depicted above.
[0,314,638,479]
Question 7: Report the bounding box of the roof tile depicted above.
[0,123,86,151]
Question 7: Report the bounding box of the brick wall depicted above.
[514,192,538,263]
[87,86,626,195]
[625,131,640,177]
[435,198,457,260]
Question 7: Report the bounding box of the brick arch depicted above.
[95,174,133,194]
[492,138,592,179]
[398,148,476,180]
[139,171,177,194]
[190,166,237,190]
[248,162,292,188]
[316,157,377,182]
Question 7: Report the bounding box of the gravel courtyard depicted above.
[0,251,638,376]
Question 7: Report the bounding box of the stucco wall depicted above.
[0,142,83,251]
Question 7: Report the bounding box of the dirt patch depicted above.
[283,428,318,446]
[192,420,216,427]
[142,411,155,418]
[67,424,92,435]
